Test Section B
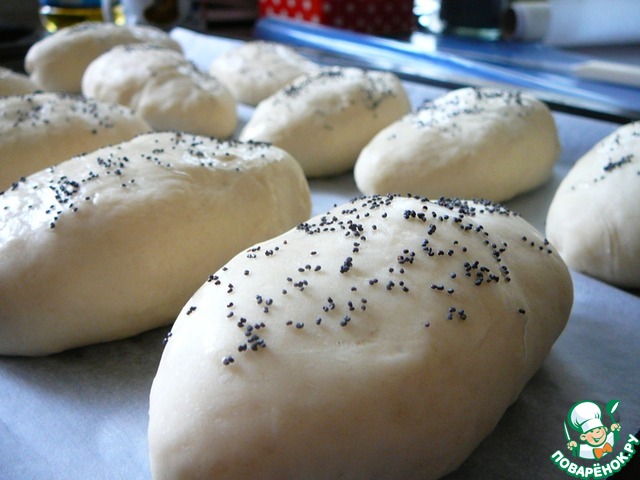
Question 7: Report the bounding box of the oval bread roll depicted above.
[24,22,182,93]
[0,92,151,191]
[239,66,411,178]
[82,44,238,138]
[209,40,319,106]
[0,67,39,96]
[0,132,311,356]
[354,87,560,202]
[546,121,640,288]
[149,194,572,480]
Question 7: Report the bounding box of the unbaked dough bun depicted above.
[0,132,311,356]
[25,21,181,93]
[0,67,39,96]
[546,121,640,288]
[239,66,411,178]
[0,92,151,191]
[354,87,560,202]
[209,40,319,106]
[149,194,572,480]
[82,44,237,138]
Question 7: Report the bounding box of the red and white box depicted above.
[258,0,416,35]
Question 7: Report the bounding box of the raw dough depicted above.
[0,67,38,96]
[0,92,151,191]
[0,132,311,356]
[546,121,640,288]
[24,21,181,93]
[82,44,237,138]
[239,66,411,177]
[149,194,572,480]
[354,87,560,202]
[209,40,319,106]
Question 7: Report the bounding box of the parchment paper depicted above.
[0,28,638,480]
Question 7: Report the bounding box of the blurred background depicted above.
[1,1,638,120]
[2,1,639,50]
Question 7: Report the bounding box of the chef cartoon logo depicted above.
[565,400,621,460]
[550,400,639,479]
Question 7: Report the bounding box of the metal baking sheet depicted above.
[1,29,638,480]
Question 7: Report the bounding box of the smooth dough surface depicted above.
[82,44,237,138]
[0,67,38,96]
[209,40,318,106]
[25,22,181,93]
[354,87,560,202]
[0,92,151,191]
[546,121,640,288]
[149,194,572,480]
[0,132,311,356]
[239,66,411,178]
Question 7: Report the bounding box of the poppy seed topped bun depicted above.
[0,92,151,190]
[355,87,560,202]
[240,66,411,178]
[546,120,640,288]
[149,194,572,480]
[82,44,237,138]
[25,22,181,93]
[0,132,311,355]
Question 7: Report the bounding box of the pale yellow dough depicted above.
[0,92,151,191]
[0,67,38,96]
[354,87,560,202]
[149,195,572,480]
[25,22,181,93]
[0,132,311,355]
[82,44,237,138]
[546,121,640,288]
[240,66,411,178]
[209,40,319,106]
